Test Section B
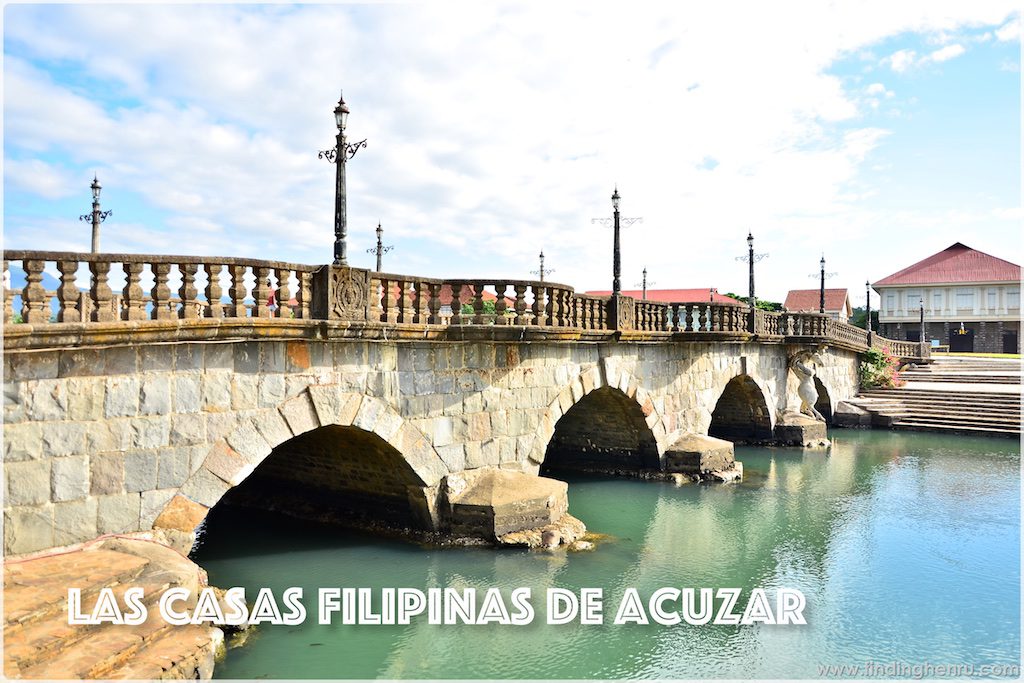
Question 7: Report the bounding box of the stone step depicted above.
[855,400,1020,413]
[104,625,219,680]
[3,577,173,673]
[859,390,1019,403]
[890,421,1022,436]
[3,550,149,631]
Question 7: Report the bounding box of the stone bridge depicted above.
[2,251,928,555]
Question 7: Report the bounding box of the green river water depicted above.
[193,429,1020,679]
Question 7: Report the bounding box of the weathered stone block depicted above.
[139,375,172,415]
[203,441,249,485]
[27,380,68,421]
[174,344,203,371]
[141,488,177,529]
[131,416,171,450]
[179,468,231,508]
[257,374,286,408]
[51,455,90,502]
[124,451,159,493]
[170,412,207,446]
[53,497,98,546]
[3,423,42,461]
[201,371,232,412]
[204,343,233,370]
[443,468,568,540]
[41,422,87,458]
[663,434,735,474]
[373,408,404,443]
[307,384,344,425]
[66,377,105,421]
[139,345,175,372]
[86,420,131,453]
[153,493,209,533]
[91,453,125,495]
[279,392,320,436]
[233,341,261,373]
[104,376,140,418]
[352,396,384,433]
[253,408,293,449]
[773,415,828,446]
[5,460,51,505]
[5,505,54,555]
[225,418,273,464]
[158,448,192,489]
[97,493,142,534]
[231,373,259,411]
[8,350,59,381]
[173,373,202,413]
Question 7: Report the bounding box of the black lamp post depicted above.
[79,175,112,253]
[735,232,767,326]
[366,222,394,272]
[319,91,367,266]
[865,280,872,333]
[611,188,622,295]
[531,251,554,282]
[592,187,641,296]
[635,267,657,300]
[810,254,837,313]
[919,300,925,342]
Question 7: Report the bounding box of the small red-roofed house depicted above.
[872,243,1021,353]
[783,288,852,322]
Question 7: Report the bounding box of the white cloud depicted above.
[996,16,1021,41]
[929,43,966,62]
[3,159,79,199]
[887,49,918,72]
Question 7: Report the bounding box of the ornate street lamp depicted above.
[808,254,837,313]
[319,91,367,266]
[366,222,394,272]
[79,175,112,253]
[865,280,873,333]
[530,251,555,282]
[635,267,656,300]
[735,232,768,320]
[591,187,641,297]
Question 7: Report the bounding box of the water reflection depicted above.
[195,429,1019,679]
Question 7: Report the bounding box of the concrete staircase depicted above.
[840,357,1021,437]
[3,539,222,680]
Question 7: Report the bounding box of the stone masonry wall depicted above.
[3,339,859,555]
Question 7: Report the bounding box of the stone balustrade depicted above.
[2,250,928,360]
[3,251,316,324]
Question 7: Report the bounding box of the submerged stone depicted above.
[442,467,569,541]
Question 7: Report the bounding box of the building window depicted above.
[987,290,997,310]
[906,293,922,310]
[956,290,974,310]
[886,294,895,313]
[932,292,942,312]
[1008,290,1020,309]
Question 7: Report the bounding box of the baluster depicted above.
[527,286,541,325]
[89,260,114,322]
[573,297,583,329]
[277,269,292,318]
[513,284,528,325]
[179,262,200,319]
[393,279,406,323]
[449,283,462,325]
[122,262,146,321]
[296,270,311,319]
[384,278,399,323]
[56,260,80,323]
[252,266,271,318]
[403,281,417,323]
[22,259,49,323]
[414,281,428,324]
[560,290,573,327]
[228,265,248,317]
[468,283,483,324]
[204,264,224,319]
[428,282,442,324]
[150,263,173,320]
[494,283,509,325]
[1,259,12,323]
[547,287,559,327]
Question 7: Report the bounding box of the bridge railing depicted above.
[3,250,927,360]
[3,251,317,324]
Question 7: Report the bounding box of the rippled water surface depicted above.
[194,429,1020,679]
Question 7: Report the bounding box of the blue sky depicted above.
[3,3,1020,304]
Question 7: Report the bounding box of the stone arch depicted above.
[152,387,448,542]
[531,360,667,470]
[708,374,773,443]
[813,376,833,424]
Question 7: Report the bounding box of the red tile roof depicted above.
[784,288,851,313]
[874,242,1020,286]
[584,288,744,304]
